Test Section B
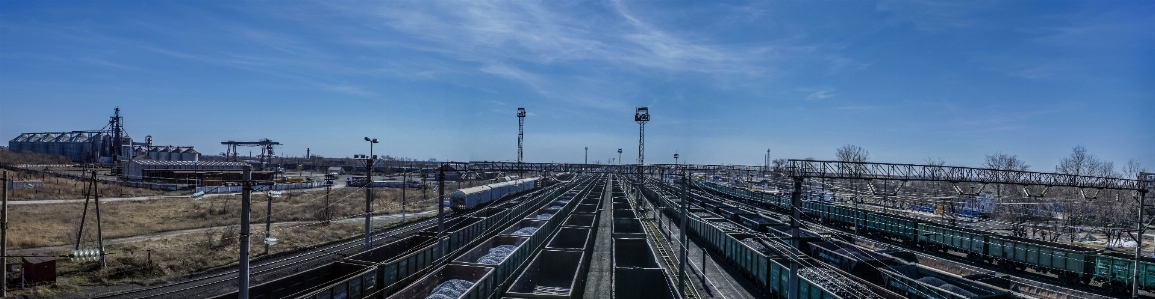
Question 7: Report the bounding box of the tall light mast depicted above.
[517,108,526,164]
[635,107,649,168]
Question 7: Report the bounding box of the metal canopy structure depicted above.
[781,158,1150,299]
[465,161,762,175]
[785,159,1143,191]
[221,139,281,169]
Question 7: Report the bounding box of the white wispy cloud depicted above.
[806,90,835,101]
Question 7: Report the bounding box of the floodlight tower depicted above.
[360,137,379,252]
[517,108,526,164]
[617,148,622,166]
[635,107,649,175]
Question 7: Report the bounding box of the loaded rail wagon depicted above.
[1094,251,1155,290]
[764,224,823,251]
[211,262,377,299]
[809,240,900,284]
[878,264,1012,299]
[738,213,779,232]
[986,234,1097,282]
[451,235,532,291]
[718,206,755,222]
[767,258,902,299]
[917,222,991,258]
[387,264,496,299]
[862,211,922,244]
[346,234,449,296]
[826,203,866,230]
[800,200,829,222]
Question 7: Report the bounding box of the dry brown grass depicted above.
[7,186,439,250]
[0,149,72,165]
[2,183,457,297]
[2,169,172,200]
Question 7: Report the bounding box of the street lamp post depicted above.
[674,152,679,165]
[361,137,379,251]
[618,148,622,165]
[584,147,588,164]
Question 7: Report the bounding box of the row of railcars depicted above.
[450,178,540,211]
[503,176,607,298]
[212,175,593,299]
[387,178,592,299]
[689,181,1017,299]
[643,180,901,299]
[697,180,1155,293]
[610,177,678,299]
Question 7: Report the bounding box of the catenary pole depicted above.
[1,171,8,297]
[239,166,252,299]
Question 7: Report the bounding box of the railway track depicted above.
[91,185,551,299]
[92,217,438,299]
[687,182,1144,299]
[628,183,703,299]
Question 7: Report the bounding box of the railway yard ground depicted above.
[0,163,499,298]
[0,164,1149,299]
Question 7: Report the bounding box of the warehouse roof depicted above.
[128,160,248,167]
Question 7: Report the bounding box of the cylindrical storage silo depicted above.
[9,134,27,153]
[183,148,200,161]
[33,134,49,154]
[48,134,65,156]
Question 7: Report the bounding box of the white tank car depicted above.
[449,178,540,211]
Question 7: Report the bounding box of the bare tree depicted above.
[1056,145,1115,177]
[985,152,1032,236]
[836,144,869,163]
[924,157,946,166]
[985,152,1030,171]
[1123,159,1147,179]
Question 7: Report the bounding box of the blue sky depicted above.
[1,1,1152,170]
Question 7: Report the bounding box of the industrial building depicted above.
[6,131,131,162]
[123,160,272,185]
[6,108,200,163]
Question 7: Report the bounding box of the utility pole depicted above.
[788,177,804,299]
[1,171,7,298]
[94,172,105,268]
[324,183,331,224]
[584,147,588,165]
[402,170,407,222]
[679,166,688,298]
[263,190,273,255]
[362,137,378,252]
[238,166,253,299]
[438,164,446,238]
[1135,172,1154,299]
